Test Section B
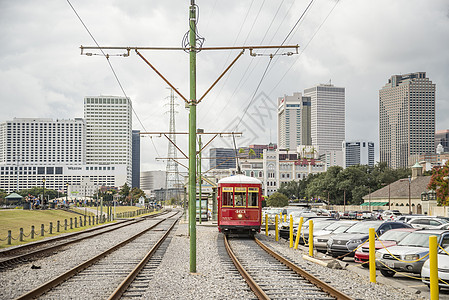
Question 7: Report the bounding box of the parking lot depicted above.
[263,206,449,296]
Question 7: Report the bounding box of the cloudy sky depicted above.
[1,0,448,173]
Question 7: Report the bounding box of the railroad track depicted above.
[0,210,169,270]
[224,235,354,300]
[15,211,180,299]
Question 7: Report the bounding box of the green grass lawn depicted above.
[0,206,156,249]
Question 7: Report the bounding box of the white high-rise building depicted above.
[0,118,126,193]
[0,118,85,165]
[84,96,132,184]
[303,84,345,154]
[277,92,311,150]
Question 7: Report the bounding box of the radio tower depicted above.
[164,88,181,205]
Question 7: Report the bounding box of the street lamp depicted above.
[65,183,69,207]
[400,175,412,214]
[42,178,46,209]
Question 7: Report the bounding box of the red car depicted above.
[354,228,418,266]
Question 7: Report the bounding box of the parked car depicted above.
[376,229,449,277]
[407,217,448,229]
[421,244,449,289]
[361,211,374,220]
[313,221,357,253]
[329,210,340,219]
[295,219,338,244]
[348,211,358,219]
[278,211,319,239]
[327,221,412,258]
[382,210,402,220]
[341,211,350,219]
[354,228,418,266]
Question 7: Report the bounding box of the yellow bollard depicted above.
[275,215,279,241]
[369,228,376,283]
[265,214,268,236]
[289,215,294,248]
[308,220,314,257]
[284,214,287,222]
[294,217,304,249]
[429,235,439,300]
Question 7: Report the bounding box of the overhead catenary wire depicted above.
[233,0,315,131]
[66,0,161,158]
[267,0,340,97]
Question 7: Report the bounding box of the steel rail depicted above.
[223,235,270,300]
[15,212,178,300]
[107,216,180,300]
[0,211,168,268]
[254,238,354,300]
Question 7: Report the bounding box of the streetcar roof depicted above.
[218,174,262,185]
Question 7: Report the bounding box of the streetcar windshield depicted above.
[222,188,233,206]
[234,187,246,207]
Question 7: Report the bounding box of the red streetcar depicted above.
[217,174,263,235]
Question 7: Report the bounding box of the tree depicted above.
[428,161,449,205]
[248,148,256,158]
[119,183,131,203]
[130,187,146,203]
[267,192,288,207]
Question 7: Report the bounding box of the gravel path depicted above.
[144,222,424,300]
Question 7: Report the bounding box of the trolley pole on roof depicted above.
[188,0,197,273]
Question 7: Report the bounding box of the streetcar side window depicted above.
[235,187,247,207]
[248,187,259,207]
[222,187,233,206]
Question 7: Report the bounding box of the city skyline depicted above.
[1,1,448,171]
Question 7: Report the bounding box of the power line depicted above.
[233,0,315,131]
[66,0,163,158]
[267,0,340,97]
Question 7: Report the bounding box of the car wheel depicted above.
[380,269,395,277]
[361,262,369,268]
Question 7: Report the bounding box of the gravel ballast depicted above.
[0,215,429,299]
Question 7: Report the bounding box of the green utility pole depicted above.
[80,1,298,275]
[188,0,197,273]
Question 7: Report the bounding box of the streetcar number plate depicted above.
[235,210,246,214]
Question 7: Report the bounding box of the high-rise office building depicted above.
[84,96,132,184]
[343,141,375,168]
[304,84,345,153]
[209,148,236,170]
[379,72,435,168]
[277,93,311,150]
[132,130,140,188]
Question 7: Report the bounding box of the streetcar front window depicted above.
[235,187,247,207]
[248,191,259,207]
[222,187,233,206]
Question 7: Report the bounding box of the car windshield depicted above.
[289,211,304,217]
[345,222,381,234]
[312,221,335,230]
[398,232,440,247]
[379,230,413,242]
[322,222,344,231]
[333,225,353,234]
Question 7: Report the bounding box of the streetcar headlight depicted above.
[237,214,243,219]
